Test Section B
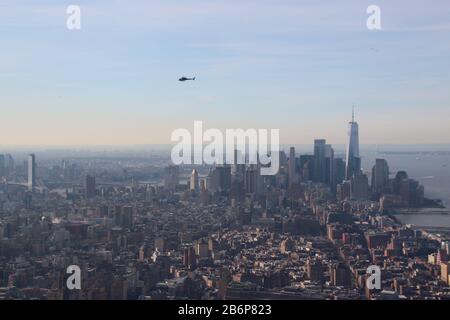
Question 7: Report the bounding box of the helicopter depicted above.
[179,76,196,82]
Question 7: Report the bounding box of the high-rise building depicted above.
[164,165,179,191]
[278,150,287,168]
[206,168,218,192]
[216,165,231,191]
[313,139,327,183]
[345,107,360,179]
[299,155,314,181]
[333,158,346,186]
[121,206,134,229]
[399,178,424,207]
[232,149,246,181]
[245,167,258,194]
[324,144,334,186]
[196,239,210,259]
[190,169,199,192]
[372,159,389,195]
[85,175,96,199]
[230,179,245,203]
[337,180,352,201]
[28,154,36,191]
[288,147,297,185]
[4,154,14,174]
[232,150,246,182]
[351,172,369,200]
[206,165,232,193]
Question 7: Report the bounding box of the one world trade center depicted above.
[345,107,360,179]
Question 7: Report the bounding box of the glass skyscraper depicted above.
[28,153,36,191]
[345,108,360,180]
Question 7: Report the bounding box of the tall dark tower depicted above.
[28,154,36,191]
[345,106,360,179]
[85,175,96,199]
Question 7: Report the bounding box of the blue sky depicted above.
[1,0,450,145]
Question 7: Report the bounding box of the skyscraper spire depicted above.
[352,105,355,123]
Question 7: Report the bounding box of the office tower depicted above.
[206,165,232,193]
[278,150,288,167]
[216,165,231,191]
[230,179,245,203]
[28,154,36,191]
[299,155,314,181]
[232,150,246,182]
[122,206,134,228]
[245,167,258,194]
[206,168,219,192]
[345,107,361,179]
[0,154,12,176]
[164,165,179,191]
[333,158,346,186]
[337,180,352,201]
[351,172,369,200]
[399,178,424,207]
[4,154,14,174]
[288,147,297,185]
[24,192,32,209]
[114,205,123,226]
[393,171,409,193]
[324,144,334,186]
[85,175,96,199]
[233,149,241,165]
[196,239,210,258]
[190,169,199,192]
[233,164,246,182]
[200,178,206,191]
[313,139,327,182]
[371,159,389,195]
[200,185,210,205]
[232,150,246,181]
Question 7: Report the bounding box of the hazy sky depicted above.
[1,0,450,146]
